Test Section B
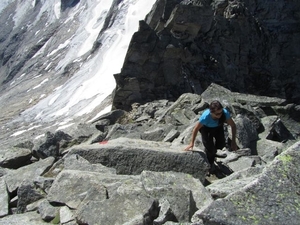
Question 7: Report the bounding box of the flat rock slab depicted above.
[67,137,209,183]
[4,157,55,193]
[0,211,49,225]
[47,170,133,209]
[76,192,157,225]
[206,167,263,199]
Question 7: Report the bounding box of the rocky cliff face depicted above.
[113,0,300,110]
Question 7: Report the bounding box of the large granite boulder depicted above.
[194,141,300,225]
[66,137,210,183]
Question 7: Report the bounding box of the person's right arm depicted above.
[184,122,202,151]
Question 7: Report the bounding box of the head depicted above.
[209,100,223,119]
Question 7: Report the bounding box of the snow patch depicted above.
[77,0,113,56]
[88,105,112,123]
[49,94,60,106]
[33,78,49,89]
[48,39,71,56]
[13,1,35,27]
[10,125,41,137]
[20,0,157,123]
[56,123,75,131]
[32,0,36,7]
[35,134,45,140]
[45,62,52,71]
[11,130,27,137]
[54,1,61,19]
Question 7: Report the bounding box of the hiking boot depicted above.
[215,149,227,158]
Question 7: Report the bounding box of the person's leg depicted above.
[200,126,215,165]
[214,126,226,150]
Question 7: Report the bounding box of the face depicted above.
[210,109,223,119]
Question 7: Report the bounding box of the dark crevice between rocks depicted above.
[61,0,80,11]
[144,200,160,225]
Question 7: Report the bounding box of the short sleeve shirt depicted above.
[199,108,231,128]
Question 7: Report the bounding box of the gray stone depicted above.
[163,129,180,142]
[33,176,54,194]
[234,114,258,151]
[170,109,192,125]
[92,109,126,124]
[44,154,116,178]
[4,157,55,193]
[0,179,9,217]
[206,167,263,199]
[104,123,143,141]
[227,156,257,172]
[273,104,300,139]
[76,193,158,225]
[154,189,193,222]
[0,147,32,169]
[172,122,200,147]
[157,93,202,123]
[196,141,300,225]
[141,170,213,218]
[17,181,45,213]
[266,118,295,142]
[216,148,251,164]
[259,116,280,139]
[141,127,166,141]
[153,198,177,225]
[0,211,49,225]
[256,139,284,163]
[33,131,73,159]
[59,206,75,224]
[67,137,210,183]
[38,199,59,222]
[231,103,264,132]
[47,170,108,209]
[0,167,8,177]
[26,199,45,212]
[95,119,110,132]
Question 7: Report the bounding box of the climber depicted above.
[184,100,237,173]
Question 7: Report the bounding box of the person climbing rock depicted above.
[184,100,237,173]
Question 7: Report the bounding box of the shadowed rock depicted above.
[0,147,32,169]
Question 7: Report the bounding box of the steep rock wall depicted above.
[113,0,300,110]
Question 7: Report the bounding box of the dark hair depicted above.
[209,100,223,112]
